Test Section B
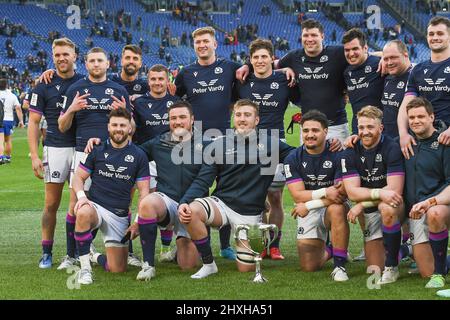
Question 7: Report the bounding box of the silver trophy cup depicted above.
[234,223,278,283]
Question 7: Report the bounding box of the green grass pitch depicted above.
[0,105,446,300]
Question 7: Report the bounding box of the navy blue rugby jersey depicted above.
[381,66,411,138]
[132,92,179,144]
[278,46,348,126]
[284,145,343,190]
[340,135,404,190]
[175,58,240,133]
[62,77,131,152]
[344,55,384,133]
[236,72,298,139]
[406,57,450,125]
[110,73,149,95]
[80,140,150,217]
[29,73,84,147]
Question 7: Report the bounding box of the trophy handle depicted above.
[262,224,278,252]
[234,224,258,256]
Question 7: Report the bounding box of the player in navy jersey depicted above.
[72,108,149,285]
[27,38,85,269]
[174,26,240,260]
[109,45,149,97]
[132,64,179,262]
[238,19,350,143]
[399,16,450,159]
[284,110,350,281]
[341,106,405,285]
[380,40,412,139]
[236,38,299,260]
[403,97,450,289]
[179,99,294,279]
[342,28,384,134]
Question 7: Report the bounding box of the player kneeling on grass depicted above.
[284,110,350,281]
[72,108,149,285]
[403,97,450,289]
[179,99,294,279]
[341,106,405,285]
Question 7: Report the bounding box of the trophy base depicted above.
[253,272,268,283]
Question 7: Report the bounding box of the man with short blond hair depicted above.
[341,105,405,285]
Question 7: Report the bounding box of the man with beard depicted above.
[27,38,84,269]
[398,16,450,159]
[72,108,150,285]
[58,47,131,271]
[341,106,405,285]
[284,110,350,281]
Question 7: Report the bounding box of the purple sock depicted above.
[193,236,214,264]
[160,229,174,247]
[333,248,347,268]
[75,230,93,257]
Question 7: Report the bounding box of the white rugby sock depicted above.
[191,261,218,279]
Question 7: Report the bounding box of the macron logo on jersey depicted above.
[193,79,224,94]
[419,78,450,92]
[298,66,329,80]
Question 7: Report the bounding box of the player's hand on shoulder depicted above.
[30,156,44,179]
[39,69,55,84]
[178,203,192,224]
[438,127,450,145]
[399,132,416,159]
[291,203,308,218]
[281,67,296,87]
[328,138,343,152]
[344,135,359,149]
[236,64,249,83]
[84,138,101,153]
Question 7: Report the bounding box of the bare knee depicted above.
[427,207,444,229]
[379,203,398,226]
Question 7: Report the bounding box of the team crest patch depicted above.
[105,88,114,95]
[365,65,372,73]
[298,227,304,235]
[375,154,382,162]
[364,229,371,237]
[166,101,173,108]
[397,81,405,89]
[51,171,61,179]
[322,160,332,168]
[124,155,134,162]
[320,55,328,63]
[270,82,279,90]
[430,141,439,150]
[214,67,223,74]
[445,66,450,74]
[133,84,142,91]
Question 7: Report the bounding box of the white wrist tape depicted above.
[305,199,326,211]
[311,188,327,200]
[370,189,381,200]
[134,214,139,223]
[361,201,379,208]
[76,190,87,199]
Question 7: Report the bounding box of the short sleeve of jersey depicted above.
[174,68,186,97]
[283,150,303,184]
[29,84,46,114]
[405,68,418,96]
[340,149,359,179]
[386,141,405,176]
[278,50,295,69]
[135,148,150,181]
[79,147,97,174]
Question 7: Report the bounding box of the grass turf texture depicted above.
[0,105,446,300]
